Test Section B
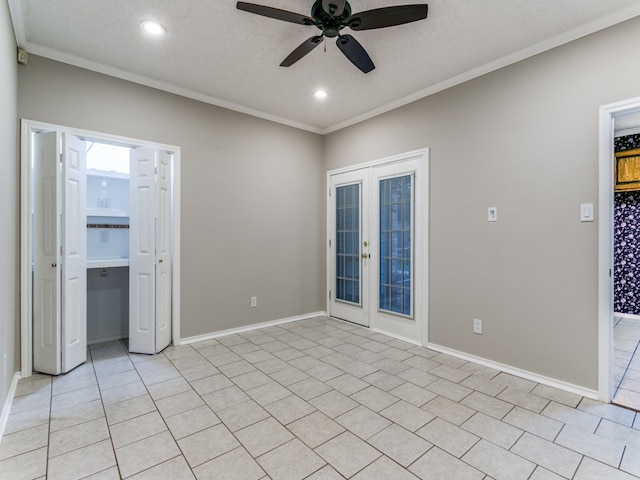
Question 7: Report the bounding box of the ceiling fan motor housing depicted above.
[311,0,352,37]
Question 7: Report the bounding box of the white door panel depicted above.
[129,148,157,354]
[329,169,370,327]
[155,151,172,352]
[62,133,87,372]
[33,132,61,374]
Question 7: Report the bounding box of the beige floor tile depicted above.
[48,416,110,457]
[409,446,484,480]
[325,373,369,396]
[496,386,550,413]
[100,379,147,405]
[156,389,206,418]
[129,455,195,480]
[82,466,121,479]
[104,394,156,425]
[257,439,326,480]
[542,401,601,433]
[145,376,192,400]
[177,424,239,468]
[422,395,476,426]
[202,385,250,412]
[511,432,582,478]
[96,369,141,391]
[264,394,316,425]
[461,412,524,449]
[352,455,421,480]
[164,404,221,440]
[51,384,101,412]
[189,373,234,395]
[367,424,431,467]
[3,405,50,435]
[426,378,473,402]
[288,411,345,448]
[463,439,535,480]
[380,400,435,432]
[460,391,514,420]
[216,399,270,431]
[47,439,116,480]
[397,367,439,387]
[335,405,391,440]
[416,417,479,458]
[315,431,381,478]
[350,385,399,412]
[0,424,48,461]
[309,390,359,418]
[235,417,294,457]
[50,399,105,432]
[503,406,563,441]
[193,447,265,480]
[246,381,292,406]
[305,465,344,479]
[109,410,168,448]
[574,457,639,480]
[0,446,47,480]
[288,377,333,400]
[115,431,181,478]
[555,424,625,467]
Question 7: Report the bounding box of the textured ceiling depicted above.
[8,0,640,133]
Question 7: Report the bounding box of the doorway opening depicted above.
[21,120,182,377]
[326,149,429,345]
[598,97,640,406]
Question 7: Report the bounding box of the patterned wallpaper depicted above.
[614,133,640,314]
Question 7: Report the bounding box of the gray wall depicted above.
[325,16,640,390]
[18,56,325,339]
[0,0,18,412]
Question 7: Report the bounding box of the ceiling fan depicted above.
[237,0,428,73]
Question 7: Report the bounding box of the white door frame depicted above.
[20,119,182,377]
[598,97,640,402]
[326,148,429,346]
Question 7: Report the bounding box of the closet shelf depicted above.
[87,259,129,269]
[87,209,128,217]
[87,223,129,229]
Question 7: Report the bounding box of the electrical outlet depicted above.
[473,318,483,335]
[251,296,257,308]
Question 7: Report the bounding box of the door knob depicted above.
[159,259,163,263]
[361,253,370,259]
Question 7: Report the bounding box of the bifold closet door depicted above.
[129,148,172,354]
[33,132,87,374]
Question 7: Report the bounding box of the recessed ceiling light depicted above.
[140,20,166,36]
[315,90,328,99]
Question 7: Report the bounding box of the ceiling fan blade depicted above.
[236,2,314,25]
[322,0,346,16]
[336,35,375,73]
[349,4,428,30]
[280,35,324,67]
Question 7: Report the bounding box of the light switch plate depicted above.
[488,207,497,222]
[580,203,594,222]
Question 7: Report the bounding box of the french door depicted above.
[328,151,427,343]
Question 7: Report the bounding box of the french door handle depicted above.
[361,253,370,259]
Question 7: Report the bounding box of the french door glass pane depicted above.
[379,175,412,316]
[336,183,360,304]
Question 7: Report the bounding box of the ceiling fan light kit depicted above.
[237,0,428,73]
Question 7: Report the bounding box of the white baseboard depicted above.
[427,343,599,400]
[368,327,422,347]
[179,311,328,345]
[614,312,640,322]
[0,372,21,444]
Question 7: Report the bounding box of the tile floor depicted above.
[614,315,640,410]
[1,316,640,479]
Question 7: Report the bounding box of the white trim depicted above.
[598,97,640,403]
[20,119,181,377]
[614,312,640,322]
[428,343,599,400]
[369,327,422,347]
[615,126,640,137]
[8,1,640,135]
[0,373,21,443]
[179,311,328,345]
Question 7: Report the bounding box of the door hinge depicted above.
[610,269,612,277]
[329,290,331,300]
[329,188,331,197]
[329,239,331,248]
